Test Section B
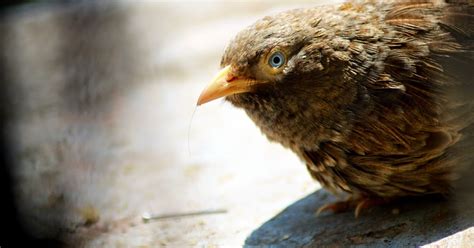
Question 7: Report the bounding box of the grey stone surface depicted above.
[246,190,474,247]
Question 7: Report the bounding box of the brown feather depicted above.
[220,0,474,198]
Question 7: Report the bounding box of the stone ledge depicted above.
[245,190,474,247]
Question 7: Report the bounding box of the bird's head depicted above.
[197,8,355,107]
[197,8,360,149]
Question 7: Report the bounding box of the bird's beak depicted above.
[197,65,259,106]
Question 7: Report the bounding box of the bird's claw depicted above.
[316,197,388,217]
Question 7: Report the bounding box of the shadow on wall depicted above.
[246,189,474,247]
[1,3,64,247]
[1,1,146,246]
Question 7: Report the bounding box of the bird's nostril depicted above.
[226,74,236,82]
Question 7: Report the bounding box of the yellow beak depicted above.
[197,65,260,106]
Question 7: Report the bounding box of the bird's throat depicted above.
[226,90,351,151]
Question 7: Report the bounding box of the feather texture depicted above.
[222,0,474,198]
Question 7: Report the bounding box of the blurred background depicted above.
[0,1,343,247]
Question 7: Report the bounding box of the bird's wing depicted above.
[302,1,474,197]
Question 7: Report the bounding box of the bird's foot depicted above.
[316,196,389,217]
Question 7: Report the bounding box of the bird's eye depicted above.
[268,51,285,68]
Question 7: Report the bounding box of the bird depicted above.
[197,0,474,216]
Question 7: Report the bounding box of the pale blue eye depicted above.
[268,52,285,68]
